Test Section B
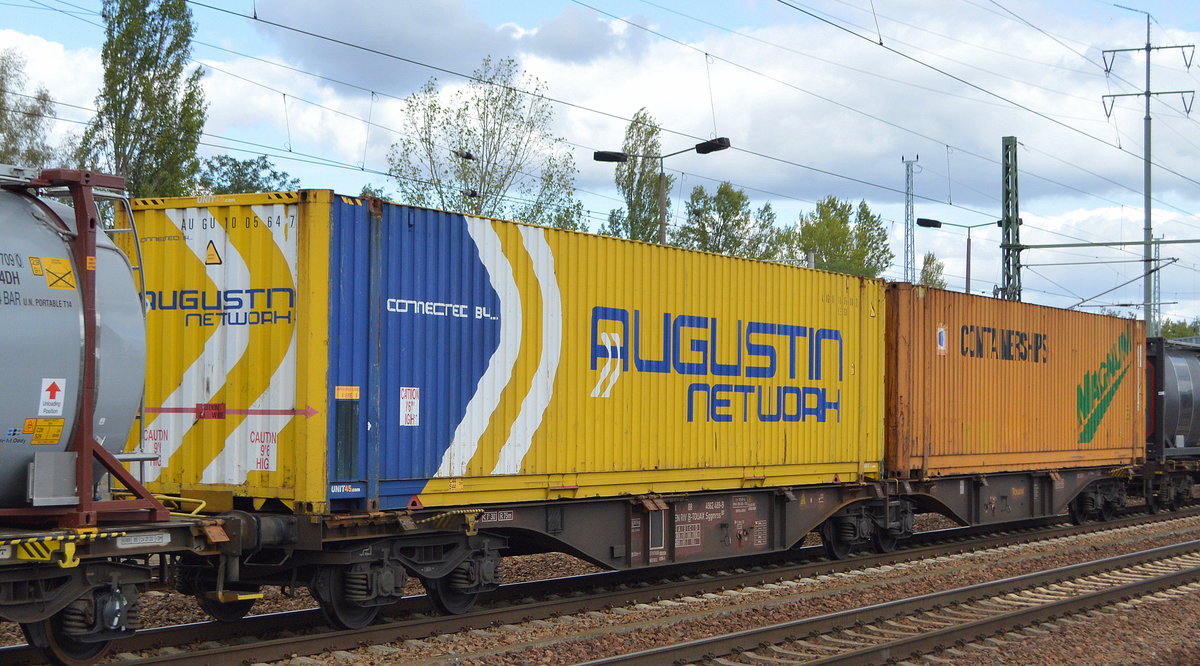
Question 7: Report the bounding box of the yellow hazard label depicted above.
[28,257,43,276]
[32,419,64,445]
[41,257,75,290]
[22,418,36,434]
[335,386,360,400]
[86,256,96,271]
[205,241,222,265]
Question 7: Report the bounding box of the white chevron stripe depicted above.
[201,204,299,484]
[492,227,562,475]
[591,332,614,398]
[200,326,297,483]
[601,333,621,398]
[142,209,250,481]
[435,218,521,478]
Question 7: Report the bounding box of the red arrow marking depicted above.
[143,406,201,414]
[46,382,61,400]
[226,406,318,418]
[143,406,318,418]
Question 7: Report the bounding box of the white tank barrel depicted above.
[0,188,145,507]
[1162,347,1200,449]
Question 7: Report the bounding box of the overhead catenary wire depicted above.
[5,90,1104,306]
[592,2,1200,289]
[591,0,1199,225]
[28,0,1196,230]
[0,89,618,227]
[24,0,1200,215]
[771,0,1200,191]
[13,11,1199,308]
[9,1,1200,304]
[192,0,1192,229]
[1069,258,1179,309]
[760,0,1200,296]
[177,0,1026,225]
[37,0,972,225]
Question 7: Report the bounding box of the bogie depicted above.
[1069,480,1127,524]
[819,499,913,560]
[20,585,139,666]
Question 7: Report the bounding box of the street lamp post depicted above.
[595,137,731,244]
[916,218,995,294]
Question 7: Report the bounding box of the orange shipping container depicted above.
[886,284,1143,477]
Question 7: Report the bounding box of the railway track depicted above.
[584,540,1200,665]
[2,507,1197,665]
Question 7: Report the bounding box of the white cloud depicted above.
[7,1,1200,317]
[0,30,102,146]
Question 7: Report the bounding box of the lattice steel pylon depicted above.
[999,136,1021,301]
[902,156,918,282]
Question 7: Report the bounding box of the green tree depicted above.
[1161,317,1200,338]
[194,154,299,194]
[0,48,56,168]
[918,252,947,289]
[671,182,780,260]
[360,184,392,200]
[76,0,206,197]
[386,56,583,230]
[601,107,672,242]
[788,196,894,278]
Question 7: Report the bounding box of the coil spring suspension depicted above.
[1079,495,1098,513]
[344,571,370,602]
[448,563,474,591]
[61,599,92,636]
[837,520,857,541]
[125,602,141,631]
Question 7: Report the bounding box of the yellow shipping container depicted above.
[120,191,330,511]
[120,192,887,511]
[886,283,1143,477]
[420,226,889,505]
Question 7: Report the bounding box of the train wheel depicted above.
[312,567,379,630]
[1099,501,1116,522]
[1171,483,1190,510]
[870,527,898,554]
[196,593,258,622]
[1068,497,1089,525]
[424,575,478,615]
[20,615,111,666]
[820,520,852,560]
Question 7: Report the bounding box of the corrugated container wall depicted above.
[126,191,886,512]
[122,191,331,510]
[380,204,886,507]
[885,284,1144,477]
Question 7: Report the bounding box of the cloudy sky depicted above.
[4,0,1200,321]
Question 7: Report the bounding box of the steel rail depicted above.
[2,507,1196,665]
[580,540,1200,665]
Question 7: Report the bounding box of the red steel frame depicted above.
[0,169,167,527]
